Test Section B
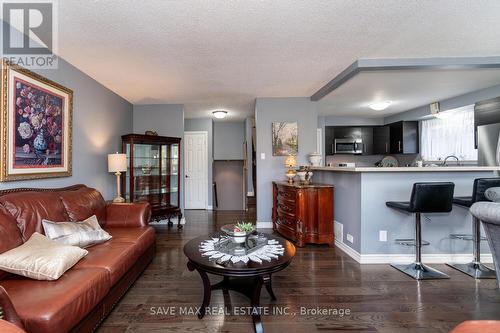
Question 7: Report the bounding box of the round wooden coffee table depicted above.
[183,233,296,333]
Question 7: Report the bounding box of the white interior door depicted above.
[184,131,208,209]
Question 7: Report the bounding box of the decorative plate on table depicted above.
[380,156,399,167]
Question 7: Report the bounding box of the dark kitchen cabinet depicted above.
[325,126,372,155]
[325,126,334,155]
[361,127,373,155]
[389,121,419,154]
[373,126,390,154]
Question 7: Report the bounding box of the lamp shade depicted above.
[108,153,127,172]
[284,155,297,168]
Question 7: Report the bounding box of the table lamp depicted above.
[108,153,127,203]
[284,155,297,183]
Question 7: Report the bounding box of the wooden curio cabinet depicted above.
[121,134,182,228]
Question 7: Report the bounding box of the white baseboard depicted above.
[335,239,361,262]
[257,221,273,229]
[335,240,493,264]
[207,205,213,210]
[247,191,255,197]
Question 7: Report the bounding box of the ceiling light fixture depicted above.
[369,101,392,111]
[212,110,228,119]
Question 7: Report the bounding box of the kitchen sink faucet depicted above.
[442,155,461,166]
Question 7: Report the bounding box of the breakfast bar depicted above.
[312,166,500,263]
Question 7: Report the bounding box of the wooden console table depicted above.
[272,181,334,247]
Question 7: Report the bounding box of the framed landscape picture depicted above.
[0,60,73,181]
[272,121,298,156]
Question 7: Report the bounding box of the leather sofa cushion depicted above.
[0,267,110,333]
[104,226,155,254]
[58,187,107,224]
[0,207,23,280]
[0,320,26,333]
[0,192,69,241]
[74,240,141,285]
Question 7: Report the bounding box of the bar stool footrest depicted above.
[446,262,496,279]
[395,238,430,246]
[450,233,487,241]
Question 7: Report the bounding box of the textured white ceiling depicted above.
[57,0,500,120]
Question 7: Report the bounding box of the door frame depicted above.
[184,131,209,209]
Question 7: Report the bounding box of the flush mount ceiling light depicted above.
[212,110,228,119]
[369,101,392,111]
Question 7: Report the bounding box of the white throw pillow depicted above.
[0,233,88,280]
[485,187,500,203]
[42,215,112,248]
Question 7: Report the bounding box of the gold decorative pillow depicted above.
[0,233,88,280]
[42,215,112,248]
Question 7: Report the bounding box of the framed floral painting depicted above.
[0,60,73,181]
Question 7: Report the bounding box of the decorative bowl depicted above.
[221,224,256,244]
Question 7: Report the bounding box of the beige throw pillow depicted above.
[42,215,112,248]
[0,233,88,280]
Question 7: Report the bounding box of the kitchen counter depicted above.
[313,167,498,263]
[312,166,500,172]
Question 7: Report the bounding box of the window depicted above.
[420,105,477,161]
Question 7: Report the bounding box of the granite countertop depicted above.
[311,166,500,172]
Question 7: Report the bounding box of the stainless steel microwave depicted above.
[334,138,363,154]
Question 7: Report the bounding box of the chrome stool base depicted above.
[391,262,450,280]
[446,262,496,279]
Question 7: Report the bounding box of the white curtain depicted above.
[421,105,477,161]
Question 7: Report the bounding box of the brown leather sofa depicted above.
[0,185,155,333]
[451,320,500,333]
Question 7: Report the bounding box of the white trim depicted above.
[184,131,209,210]
[257,221,273,229]
[335,239,493,264]
[335,239,361,262]
[247,191,255,197]
[316,128,322,157]
[207,205,213,210]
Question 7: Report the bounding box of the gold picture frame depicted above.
[0,60,73,181]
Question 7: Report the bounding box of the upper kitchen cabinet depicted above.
[325,126,373,155]
[325,126,334,155]
[373,125,390,154]
[389,121,419,154]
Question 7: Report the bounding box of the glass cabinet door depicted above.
[124,141,180,209]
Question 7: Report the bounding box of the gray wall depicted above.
[214,121,245,160]
[184,118,214,208]
[245,117,254,195]
[384,83,500,123]
[314,171,362,252]
[213,161,244,210]
[0,58,133,199]
[133,104,185,210]
[255,97,318,223]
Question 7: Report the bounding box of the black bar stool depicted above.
[386,182,455,280]
[447,178,500,279]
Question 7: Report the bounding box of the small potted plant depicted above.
[232,222,254,243]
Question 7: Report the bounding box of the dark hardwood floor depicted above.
[98,209,500,333]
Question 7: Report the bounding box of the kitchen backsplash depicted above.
[325,154,419,167]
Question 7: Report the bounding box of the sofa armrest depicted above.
[105,202,151,227]
[0,286,24,331]
[0,320,26,333]
[470,202,500,226]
